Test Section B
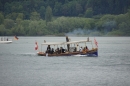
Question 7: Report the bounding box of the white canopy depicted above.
[65,40,92,44]
[41,42,65,45]
[41,40,92,45]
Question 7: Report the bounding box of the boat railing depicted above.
[0,37,12,41]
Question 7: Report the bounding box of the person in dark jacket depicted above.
[47,45,51,53]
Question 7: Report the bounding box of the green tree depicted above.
[0,2,3,11]
[28,21,38,35]
[63,1,83,16]
[53,2,62,16]
[16,25,26,35]
[17,13,24,20]
[5,12,18,20]
[75,3,83,16]
[0,13,4,24]
[45,6,53,23]
[61,4,69,16]
[118,22,130,36]
[85,8,93,18]
[30,11,40,21]
[20,20,30,35]
[0,24,5,36]
[4,2,11,15]
[4,19,14,29]
[15,13,24,24]
[39,6,46,19]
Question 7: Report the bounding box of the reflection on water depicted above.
[0,37,130,86]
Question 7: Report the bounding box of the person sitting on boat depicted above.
[51,48,54,54]
[60,47,62,53]
[74,47,77,52]
[58,48,61,54]
[79,47,83,52]
[86,46,89,52]
[83,47,86,53]
[47,45,51,53]
[55,48,59,54]
[60,47,65,53]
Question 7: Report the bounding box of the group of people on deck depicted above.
[1,38,8,41]
[46,45,65,54]
[46,45,54,54]
[79,46,89,53]
[46,45,89,54]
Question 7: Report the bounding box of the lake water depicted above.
[0,37,130,86]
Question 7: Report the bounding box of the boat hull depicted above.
[37,49,98,57]
[0,41,13,44]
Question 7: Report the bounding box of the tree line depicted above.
[0,0,130,36]
[1,0,130,19]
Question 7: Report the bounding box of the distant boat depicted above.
[0,37,13,44]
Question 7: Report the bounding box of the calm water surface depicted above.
[0,37,130,86]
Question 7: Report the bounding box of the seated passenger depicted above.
[74,47,77,52]
[83,47,86,53]
[79,47,83,52]
[51,48,54,54]
[56,48,60,54]
[58,48,61,54]
[86,46,89,52]
[60,47,62,53]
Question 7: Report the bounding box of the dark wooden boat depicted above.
[37,37,98,57]
[37,48,98,57]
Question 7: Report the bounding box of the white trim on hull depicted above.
[0,41,13,44]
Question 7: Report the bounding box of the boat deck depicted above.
[37,48,98,57]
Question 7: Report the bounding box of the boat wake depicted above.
[0,52,37,57]
[73,54,88,57]
[19,53,37,56]
[73,54,98,57]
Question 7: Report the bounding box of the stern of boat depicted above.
[81,48,98,57]
[88,48,98,57]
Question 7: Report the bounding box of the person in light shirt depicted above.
[79,47,83,52]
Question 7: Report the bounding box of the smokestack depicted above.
[66,36,70,52]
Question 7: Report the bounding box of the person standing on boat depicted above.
[66,36,70,52]
[47,45,51,53]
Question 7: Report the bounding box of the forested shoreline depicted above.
[0,0,130,36]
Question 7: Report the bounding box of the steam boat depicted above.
[37,37,98,57]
